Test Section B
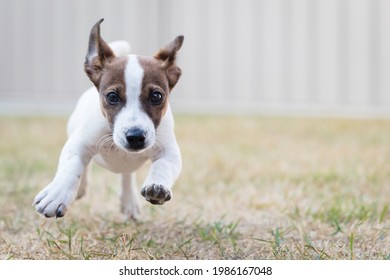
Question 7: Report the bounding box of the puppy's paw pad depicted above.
[141,184,171,205]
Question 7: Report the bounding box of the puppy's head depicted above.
[84,19,183,152]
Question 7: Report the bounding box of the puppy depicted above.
[34,19,183,219]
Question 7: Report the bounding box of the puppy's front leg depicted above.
[142,144,182,205]
[34,133,94,218]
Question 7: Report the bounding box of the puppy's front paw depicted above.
[33,183,74,218]
[141,184,172,205]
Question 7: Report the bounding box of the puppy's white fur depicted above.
[34,21,183,220]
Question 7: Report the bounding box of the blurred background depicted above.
[1,0,390,117]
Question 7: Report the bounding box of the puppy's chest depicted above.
[93,142,149,173]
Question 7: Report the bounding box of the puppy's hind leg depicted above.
[121,173,141,220]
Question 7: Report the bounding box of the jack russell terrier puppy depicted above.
[33,19,183,220]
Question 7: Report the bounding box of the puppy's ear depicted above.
[84,18,115,87]
[154,35,184,90]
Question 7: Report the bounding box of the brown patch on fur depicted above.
[84,19,115,88]
[154,36,184,65]
[138,56,170,128]
[98,56,129,127]
[154,36,184,90]
[137,36,184,128]
[84,19,128,128]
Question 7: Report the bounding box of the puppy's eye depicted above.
[106,91,119,105]
[150,91,163,105]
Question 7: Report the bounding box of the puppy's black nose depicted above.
[126,128,146,150]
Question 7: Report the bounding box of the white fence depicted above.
[1,0,390,117]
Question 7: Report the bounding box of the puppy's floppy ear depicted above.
[154,35,184,90]
[84,18,115,87]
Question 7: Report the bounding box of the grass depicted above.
[0,115,389,259]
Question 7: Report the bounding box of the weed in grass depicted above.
[254,227,295,259]
[196,220,240,245]
[303,234,330,260]
[269,228,294,259]
[379,204,389,224]
[37,224,76,259]
[194,219,242,259]
[275,228,283,246]
[176,237,194,260]
[349,232,355,260]
[80,236,92,260]
[314,196,381,230]
[330,215,343,235]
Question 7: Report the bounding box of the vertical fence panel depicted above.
[347,0,371,106]
[168,0,204,101]
[208,0,232,105]
[317,0,339,105]
[290,0,310,105]
[337,0,349,105]
[280,0,293,103]
[379,0,390,106]
[262,0,284,104]
[234,0,255,103]
[0,1,16,95]
[369,0,381,105]
[251,0,266,105]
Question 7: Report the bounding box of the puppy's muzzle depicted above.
[126,127,146,150]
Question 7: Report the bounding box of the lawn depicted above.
[0,115,389,259]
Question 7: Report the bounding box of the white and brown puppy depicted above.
[33,19,183,219]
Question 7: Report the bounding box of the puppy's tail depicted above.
[109,40,131,56]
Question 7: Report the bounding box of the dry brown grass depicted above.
[0,115,389,259]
